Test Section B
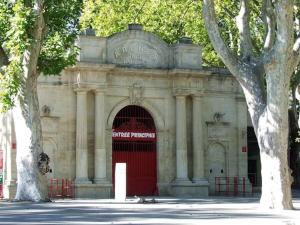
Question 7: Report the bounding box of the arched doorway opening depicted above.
[112,105,157,196]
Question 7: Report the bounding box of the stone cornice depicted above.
[191,90,204,97]
[67,62,116,72]
[93,84,107,94]
[206,121,230,126]
[168,68,211,77]
[66,62,234,79]
[173,88,190,96]
[235,95,246,102]
[73,87,90,93]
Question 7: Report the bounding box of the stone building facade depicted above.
[0,25,248,198]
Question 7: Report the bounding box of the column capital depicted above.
[173,88,189,97]
[74,87,89,93]
[191,90,204,98]
[93,86,107,94]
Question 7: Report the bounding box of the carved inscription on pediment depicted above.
[108,36,169,68]
[114,43,159,66]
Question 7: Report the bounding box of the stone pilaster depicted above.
[75,88,91,184]
[94,89,108,184]
[175,94,190,183]
[192,95,208,184]
[236,97,248,177]
[171,90,208,197]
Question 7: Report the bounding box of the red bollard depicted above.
[62,179,65,198]
[65,179,71,197]
[226,177,229,195]
[48,178,75,199]
[215,177,218,195]
[49,179,52,198]
[0,185,3,198]
[242,177,246,196]
[234,177,238,196]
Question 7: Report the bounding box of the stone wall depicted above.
[1,25,248,198]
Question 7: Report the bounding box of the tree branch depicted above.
[202,0,240,76]
[236,0,253,58]
[264,1,294,69]
[203,0,266,131]
[293,38,300,69]
[262,0,275,51]
[274,1,294,50]
[0,45,9,69]
[23,0,45,79]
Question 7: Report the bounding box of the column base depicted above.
[171,179,209,197]
[173,178,192,185]
[93,178,110,184]
[75,183,112,199]
[75,178,92,184]
[192,178,209,185]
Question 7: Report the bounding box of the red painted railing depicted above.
[0,185,3,199]
[48,178,75,199]
[215,176,253,196]
[0,149,3,199]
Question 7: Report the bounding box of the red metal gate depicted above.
[48,178,75,199]
[112,105,157,196]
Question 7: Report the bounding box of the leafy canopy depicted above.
[0,0,82,111]
[80,0,264,66]
[81,0,217,64]
[81,0,300,100]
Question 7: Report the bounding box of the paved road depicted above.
[0,196,299,225]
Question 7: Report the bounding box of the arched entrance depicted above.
[112,105,157,196]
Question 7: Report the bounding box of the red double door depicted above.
[112,106,157,196]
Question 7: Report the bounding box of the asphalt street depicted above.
[0,194,299,225]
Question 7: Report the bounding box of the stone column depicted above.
[75,89,90,183]
[94,89,108,183]
[175,94,190,183]
[192,95,207,183]
[2,113,17,198]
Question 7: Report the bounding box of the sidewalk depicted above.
[0,196,299,225]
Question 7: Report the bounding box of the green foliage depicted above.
[0,1,34,111]
[80,0,266,66]
[81,0,222,66]
[39,0,82,75]
[0,0,82,111]
[38,32,79,75]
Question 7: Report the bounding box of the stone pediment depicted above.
[107,28,170,69]
[77,24,202,70]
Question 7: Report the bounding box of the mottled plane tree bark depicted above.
[0,0,82,201]
[202,0,300,209]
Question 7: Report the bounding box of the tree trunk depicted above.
[202,0,294,209]
[13,75,48,202]
[257,70,293,209]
